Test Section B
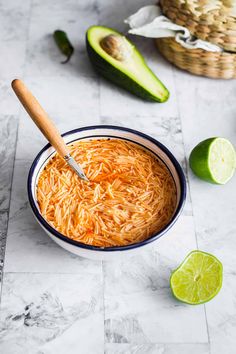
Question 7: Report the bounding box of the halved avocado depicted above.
[86,26,169,103]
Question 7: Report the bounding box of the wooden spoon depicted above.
[12,79,88,181]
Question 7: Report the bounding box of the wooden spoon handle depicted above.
[11,79,68,158]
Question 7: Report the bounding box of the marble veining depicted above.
[0,0,235,353]
[0,273,103,354]
[0,116,18,281]
[104,217,207,344]
[174,69,236,354]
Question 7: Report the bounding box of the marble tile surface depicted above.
[99,56,178,118]
[0,0,31,42]
[174,69,236,354]
[0,116,18,280]
[0,81,21,116]
[25,0,98,78]
[0,42,27,80]
[0,0,236,353]
[105,344,210,354]
[104,217,207,344]
[97,0,156,33]
[0,273,104,354]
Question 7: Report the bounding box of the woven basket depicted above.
[156,0,236,79]
[160,0,236,52]
[156,38,236,79]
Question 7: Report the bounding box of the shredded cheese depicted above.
[37,139,177,247]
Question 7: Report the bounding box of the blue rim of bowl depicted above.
[28,125,186,252]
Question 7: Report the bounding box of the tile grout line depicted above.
[172,68,198,248]
[2,271,103,274]
[22,0,33,78]
[96,5,106,353]
[172,67,211,352]
[0,116,20,305]
[102,261,106,354]
[203,304,211,354]
[104,342,209,346]
[96,4,106,353]
[0,0,33,306]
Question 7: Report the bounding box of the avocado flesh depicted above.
[86,26,169,102]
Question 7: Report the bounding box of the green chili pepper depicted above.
[53,30,74,64]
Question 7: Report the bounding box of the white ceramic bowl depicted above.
[28,125,186,261]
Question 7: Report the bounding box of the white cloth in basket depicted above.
[125,5,222,52]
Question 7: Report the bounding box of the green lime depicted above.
[189,137,236,184]
[170,250,223,305]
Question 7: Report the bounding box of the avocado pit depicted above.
[100,34,133,61]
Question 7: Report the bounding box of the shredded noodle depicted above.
[37,139,177,247]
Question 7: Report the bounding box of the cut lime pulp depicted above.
[170,250,223,305]
[189,137,236,184]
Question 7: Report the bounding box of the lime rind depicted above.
[208,138,236,185]
[190,137,236,185]
[170,250,223,305]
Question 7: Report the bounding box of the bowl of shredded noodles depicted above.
[28,125,186,260]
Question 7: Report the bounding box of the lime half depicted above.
[170,251,223,305]
[189,137,236,184]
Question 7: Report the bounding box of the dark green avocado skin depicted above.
[86,34,169,103]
